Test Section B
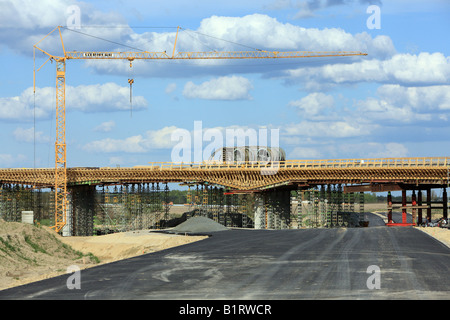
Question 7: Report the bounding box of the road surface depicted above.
[0,213,449,300]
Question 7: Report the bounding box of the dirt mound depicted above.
[170,216,229,234]
[0,219,98,290]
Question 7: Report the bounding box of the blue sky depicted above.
[0,0,449,169]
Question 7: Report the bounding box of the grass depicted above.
[0,235,36,264]
[0,236,17,254]
[24,235,48,254]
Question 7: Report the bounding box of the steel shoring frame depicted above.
[349,192,355,214]
[208,186,213,220]
[297,188,303,229]
[1,185,12,221]
[326,185,332,228]
[163,183,170,224]
[266,193,273,229]
[337,184,343,227]
[150,183,157,226]
[359,191,365,225]
[232,193,239,227]
[225,192,231,227]
[319,185,326,227]
[212,187,219,223]
[202,185,208,217]
[272,192,279,229]
[330,185,336,227]
[240,194,248,228]
[257,193,266,229]
[0,184,4,221]
[218,187,225,226]
[311,188,318,228]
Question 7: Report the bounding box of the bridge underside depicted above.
[0,158,449,235]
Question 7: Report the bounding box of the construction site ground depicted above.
[0,205,207,291]
[0,203,449,292]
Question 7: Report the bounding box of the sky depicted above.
[0,0,449,169]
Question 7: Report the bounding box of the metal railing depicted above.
[138,157,449,171]
[2,157,448,172]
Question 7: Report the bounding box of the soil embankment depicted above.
[0,219,206,290]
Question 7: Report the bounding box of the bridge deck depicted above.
[1,157,449,190]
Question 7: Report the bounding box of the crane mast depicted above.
[33,26,367,233]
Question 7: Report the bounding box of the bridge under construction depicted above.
[0,157,449,235]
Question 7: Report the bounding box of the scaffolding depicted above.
[295,185,362,228]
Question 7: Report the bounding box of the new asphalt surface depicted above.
[0,213,449,300]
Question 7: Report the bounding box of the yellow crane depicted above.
[33,26,367,233]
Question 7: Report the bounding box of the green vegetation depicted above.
[0,236,17,254]
[24,235,47,254]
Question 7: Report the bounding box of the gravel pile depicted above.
[170,216,229,234]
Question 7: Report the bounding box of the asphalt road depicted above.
[0,213,449,300]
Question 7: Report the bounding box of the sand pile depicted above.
[0,220,98,290]
[170,216,229,234]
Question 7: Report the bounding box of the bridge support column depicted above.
[387,191,393,223]
[427,188,432,224]
[254,190,290,229]
[402,189,407,224]
[70,185,96,236]
[254,193,265,229]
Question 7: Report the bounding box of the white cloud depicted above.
[0,83,147,121]
[375,84,450,111]
[67,83,147,112]
[341,142,409,158]
[0,154,15,167]
[0,154,27,167]
[84,126,179,153]
[165,83,177,94]
[0,0,130,55]
[289,92,335,119]
[283,120,373,138]
[356,97,431,123]
[84,135,147,153]
[268,0,384,20]
[286,52,450,87]
[289,146,323,159]
[183,76,253,100]
[356,84,450,123]
[94,121,116,132]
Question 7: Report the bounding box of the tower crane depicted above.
[33,26,367,233]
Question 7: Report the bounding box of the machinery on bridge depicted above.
[209,146,286,164]
[33,25,367,233]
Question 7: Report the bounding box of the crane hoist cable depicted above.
[128,59,134,117]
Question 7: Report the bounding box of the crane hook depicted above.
[128,78,134,117]
[128,59,134,117]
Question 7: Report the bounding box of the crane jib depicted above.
[66,51,367,60]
